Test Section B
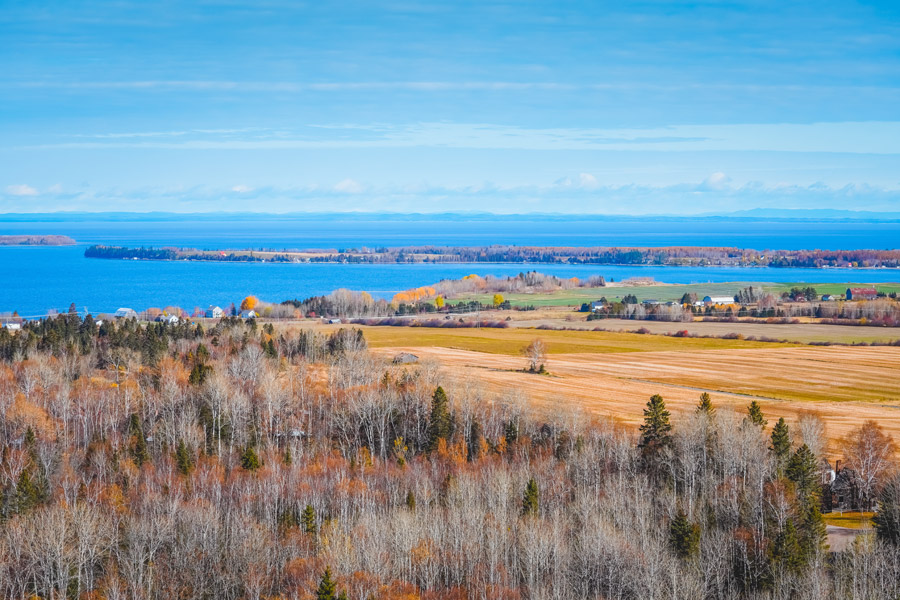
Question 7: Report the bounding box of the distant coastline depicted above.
[0,234,75,246]
[84,244,900,269]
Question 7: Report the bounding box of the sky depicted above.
[1,0,899,214]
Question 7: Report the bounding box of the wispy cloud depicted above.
[5,184,38,196]
[23,121,900,154]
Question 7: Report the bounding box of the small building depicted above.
[156,314,180,325]
[590,300,606,311]
[846,287,877,301]
[703,295,736,305]
[823,460,860,512]
[114,307,138,319]
[392,352,419,365]
[206,306,224,319]
[3,322,21,331]
[821,294,836,301]
[328,318,342,324]
[642,299,660,306]
[240,309,258,319]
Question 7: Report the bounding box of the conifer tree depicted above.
[770,417,792,469]
[316,567,337,600]
[128,413,149,466]
[669,511,701,560]
[697,392,714,415]
[747,400,767,427]
[799,503,828,559]
[873,475,900,546]
[175,439,193,476]
[240,446,261,471]
[522,477,539,516]
[302,504,317,534]
[770,519,804,574]
[406,490,416,511]
[15,468,44,513]
[337,592,348,600]
[504,419,519,444]
[786,444,819,504]
[283,447,293,465]
[639,394,672,459]
[426,386,452,452]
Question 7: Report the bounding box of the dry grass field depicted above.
[350,324,900,452]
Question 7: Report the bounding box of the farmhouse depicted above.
[703,295,736,305]
[206,305,224,319]
[3,322,21,331]
[846,287,877,301]
[240,309,258,319]
[114,307,137,319]
[590,300,606,311]
[822,460,860,512]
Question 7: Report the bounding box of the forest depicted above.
[0,314,899,599]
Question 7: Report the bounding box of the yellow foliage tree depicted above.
[493,293,505,307]
[240,295,259,311]
[435,295,445,309]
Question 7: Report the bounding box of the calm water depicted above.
[2,217,899,317]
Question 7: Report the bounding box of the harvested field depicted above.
[359,325,798,355]
[364,326,900,451]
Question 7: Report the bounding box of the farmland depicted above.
[350,323,900,451]
[452,281,900,307]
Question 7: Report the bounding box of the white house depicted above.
[206,305,224,319]
[240,309,258,319]
[156,314,180,325]
[590,300,606,311]
[703,296,736,305]
[3,323,21,331]
[114,307,138,319]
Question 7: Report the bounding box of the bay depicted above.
[1,216,899,317]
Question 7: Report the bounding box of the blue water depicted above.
[1,217,898,317]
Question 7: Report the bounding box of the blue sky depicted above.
[1,0,899,214]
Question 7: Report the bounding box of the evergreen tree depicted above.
[669,511,701,560]
[639,394,672,458]
[786,444,819,504]
[240,446,261,471]
[128,413,149,466]
[770,519,804,574]
[426,386,452,452]
[522,477,539,516]
[337,592,348,600]
[283,447,293,465]
[175,439,193,476]
[406,490,416,511]
[504,419,519,444]
[697,392,714,415]
[770,417,792,469]
[799,503,828,559]
[189,362,212,386]
[302,504,317,534]
[873,475,900,546]
[747,400,767,427]
[316,567,337,600]
[15,468,45,513]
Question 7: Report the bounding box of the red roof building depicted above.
[846,287,878,301]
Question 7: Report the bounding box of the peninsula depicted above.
[84,244,900,268]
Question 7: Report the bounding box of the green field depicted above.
[453,281,900,308]
[362,325,797,355]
